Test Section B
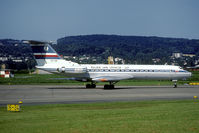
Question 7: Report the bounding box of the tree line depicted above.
[0,35,199,70]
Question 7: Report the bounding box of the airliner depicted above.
[24,40,192,89]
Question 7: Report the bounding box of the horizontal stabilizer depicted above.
[49,78,77,80]
[22,40,53,45]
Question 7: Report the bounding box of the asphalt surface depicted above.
[0,85,199,105]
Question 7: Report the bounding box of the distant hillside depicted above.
[0,39,32,57]
[0,39,35,70]
[0,35,199,68]
[56,35,199,64]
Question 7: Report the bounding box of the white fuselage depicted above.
[25,40,192,88]
[82,64,190,80]
[37,59,192,82]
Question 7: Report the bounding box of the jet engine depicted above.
[57,67,87,73]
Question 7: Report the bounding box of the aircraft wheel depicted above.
[110,85,114,89]
[104,85,114,89]
[172,80,178,88]
[173,82,177,88]
[104,84,109,89]
[86,84,96,88]
[173,84,177,88]
[91,84,96,88]
[86,84,91,88]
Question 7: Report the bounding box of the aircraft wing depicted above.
[92,75,134,82]
[49,78,77,80]
[49,77,89,82]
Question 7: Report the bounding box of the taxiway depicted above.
[0,85,198,105]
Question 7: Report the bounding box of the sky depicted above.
[0,0,199,41]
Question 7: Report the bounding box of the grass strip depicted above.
[0,100,199,133]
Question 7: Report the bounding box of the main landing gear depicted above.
[85,81,118,89]
[104,82,118,89]
[172,80,178,88]
[86,82,96,88]
[104,84,114,89]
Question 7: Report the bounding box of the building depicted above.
[0,69,11,78]
[172,53,182,58]
[186,65,199,71]
[108,56,114,64]
[182,54,195,58]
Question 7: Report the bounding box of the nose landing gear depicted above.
[172,80,178,88]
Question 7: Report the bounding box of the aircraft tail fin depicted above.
[23,40,61,66]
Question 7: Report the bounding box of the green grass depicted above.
[0,74,83,85]
[0,100,199,133]
[0,71,198,86]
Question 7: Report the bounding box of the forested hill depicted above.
[56,35,199,64]
[0,35,199,66]
[0,39,32,57]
